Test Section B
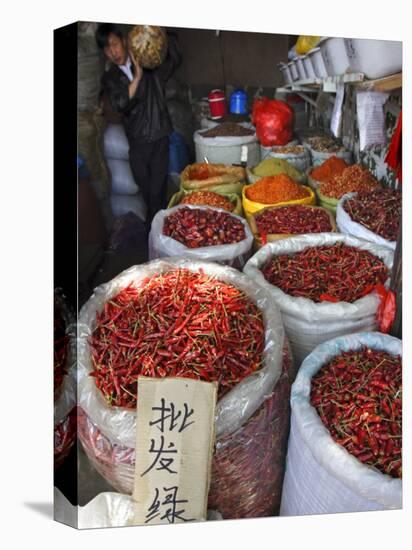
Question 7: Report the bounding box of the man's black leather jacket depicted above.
[102,34,181,143]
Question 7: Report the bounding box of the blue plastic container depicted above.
[230,90,248,114]
[168,132,189,175]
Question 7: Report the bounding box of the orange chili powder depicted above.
[310,156,349,183]
[246,174,310,204]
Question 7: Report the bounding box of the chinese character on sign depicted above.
[141,399,195,477]
[145,486,195,524]
[141,435,178,476]
[150,398,194,433]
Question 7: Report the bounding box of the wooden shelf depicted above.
[354,72,402,92]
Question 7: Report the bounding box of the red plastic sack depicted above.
[374,284,396,334]
[252,98,294,146]
[385,110,402,184]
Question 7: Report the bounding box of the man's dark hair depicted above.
[95,23,124,49]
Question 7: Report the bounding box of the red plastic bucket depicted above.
[208,89,227,119]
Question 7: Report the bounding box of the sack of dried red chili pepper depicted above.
[54,290,76,469]
[249,204,336,249]
[280,332,402,515]
[336,189,401,251]
[77,259,290,518]
[244,234,394,365]
[149,205,253,268]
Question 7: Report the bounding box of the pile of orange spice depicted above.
[245,174,310,204]
[309,156,349,183]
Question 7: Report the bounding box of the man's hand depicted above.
[130,51,143,82]
[128,51,143,98]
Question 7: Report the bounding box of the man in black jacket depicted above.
[96,23,181,225]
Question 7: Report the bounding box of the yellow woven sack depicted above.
[295,36,321,55]
[242,184,316,222]
[167,190,243,216]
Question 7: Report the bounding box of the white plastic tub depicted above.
[320,37,351,76]
[279,62,293,85]
[288,60,299,81]
[194,128,260,167]
[302,55,316,79]
[344,38,402,79]
[294,57,307,80]
[309,47,329,78]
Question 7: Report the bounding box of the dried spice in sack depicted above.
[311,348,402,478]
[261,242,389,303]
[271,145,307,155]
[200,123,255,138]
[320,164,380,199]
[79,343,295,515]
[54,304,69,395]
[246,175,310,204]
[89,269,265,407]
[163,207,245,247]
[310,156,349,183]
[255,205,333,235]
[252,158,303,180]
[180,191,235,212]
[54,409,77,469]
[308,136,344,152]
[343,189,401,242]
[209,342,294,518]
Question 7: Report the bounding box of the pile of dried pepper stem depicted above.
[261,243,389,303]
[343,189,401,242]
[54,304,69,394]
[180,191,235,212]
[255,205,333,235]
[310,348,402,478]
[163,207,245,248]
[320,164,380,199]
[89,269,265,407]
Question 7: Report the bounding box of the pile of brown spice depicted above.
[200,123,255,138]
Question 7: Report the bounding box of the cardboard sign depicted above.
[132,377,217,525]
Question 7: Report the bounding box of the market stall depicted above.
[54,23,402,528]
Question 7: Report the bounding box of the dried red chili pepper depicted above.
[163,207,246,248]
[343,189,401,242]
[89,269,265,407]
[310,347,402,478]
[261,243,389,303]
[255,205,333,235]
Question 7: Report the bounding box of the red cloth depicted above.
[385,110,402,183]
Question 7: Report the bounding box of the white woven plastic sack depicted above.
[268,149,311,172]
[336,193,397,250]
[310,148,352,167]
[54,488,223,529]
[104,123,130,160]
[107,158,139,195]
[148,205,254,268]
[280,332,402,515]
[243,233,394,365]
[110,193,147,221]
[78,258,285,449]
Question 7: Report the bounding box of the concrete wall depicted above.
[169,27,290,93]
